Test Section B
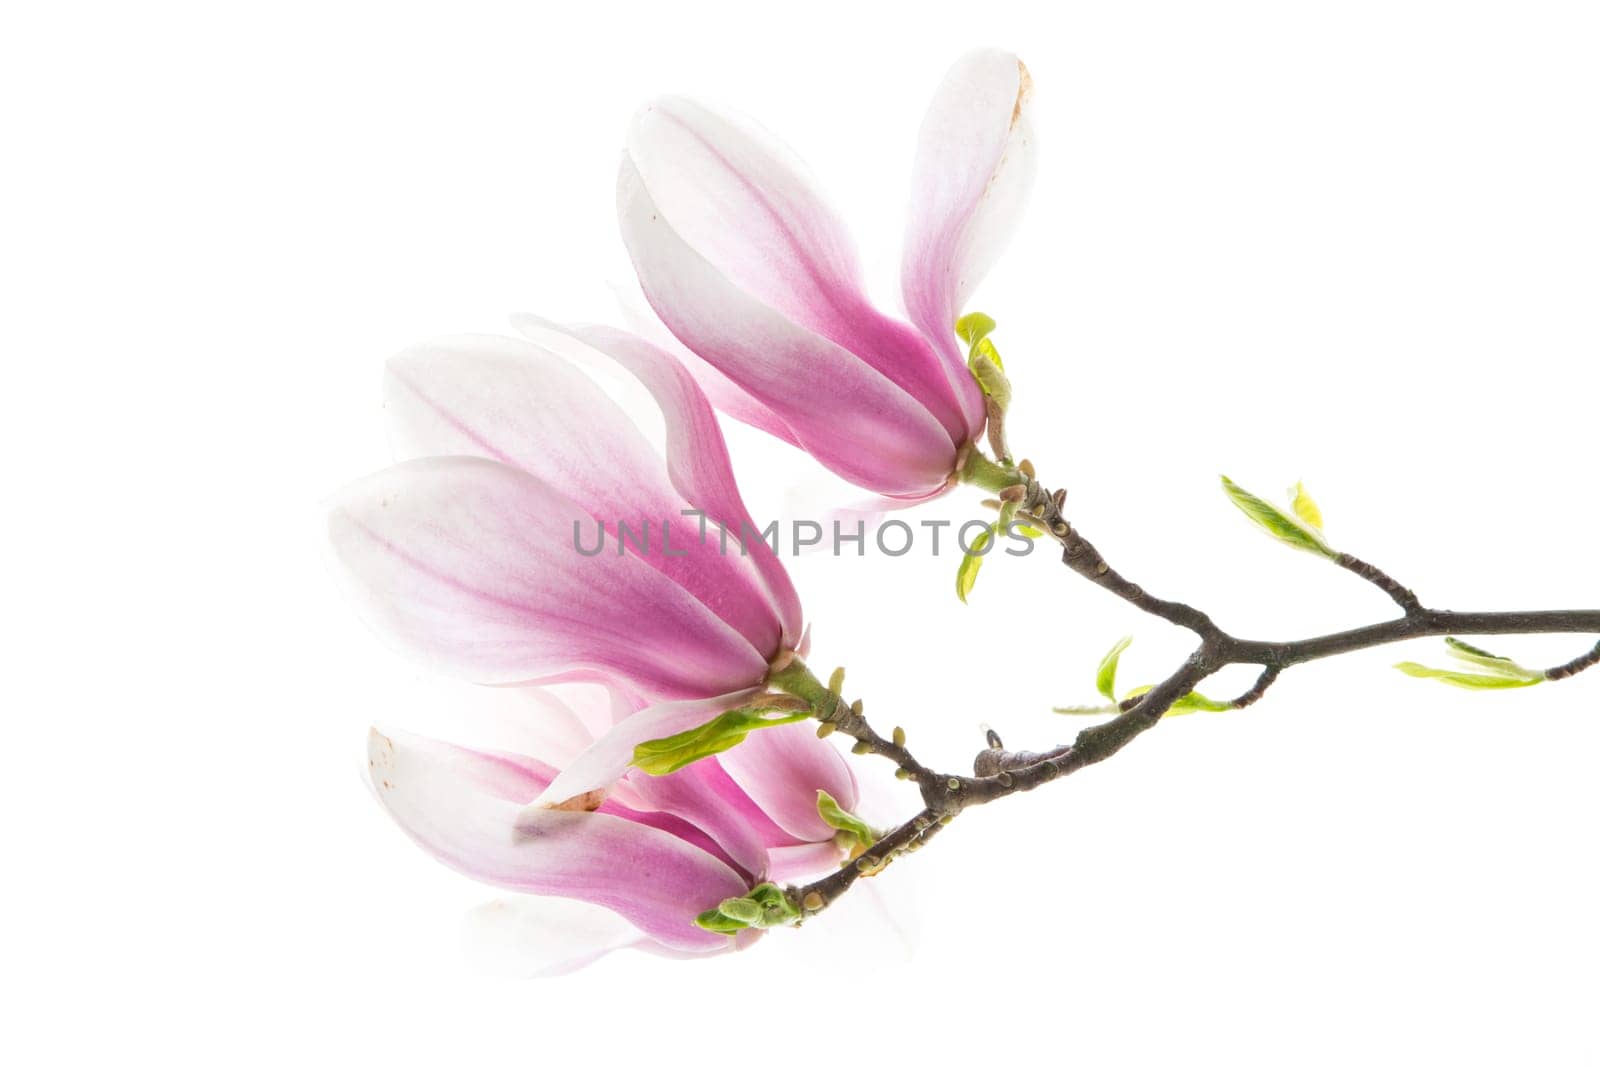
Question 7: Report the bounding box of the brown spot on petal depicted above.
[544,788,606,813]
[1012,60,1033,127]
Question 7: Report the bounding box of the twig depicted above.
[1547,639,1600,682]
[782,471,1600,921]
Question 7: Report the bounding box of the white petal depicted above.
[902,50,1037,386]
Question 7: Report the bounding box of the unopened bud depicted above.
[802,891,824,911]
[1018,458,1036,479]
[827,666,845,694]
[718,897,762,924]
[815,722,835,738]
[851,741,871,756]
[892,726,906,747]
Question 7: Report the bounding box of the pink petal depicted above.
[716,720,859,843]
[629,97,972,443]
[326,456,767,701]
[368,728,745,953]
[618,155,958,498]
[587,286,805,449]
[384,335,785,657]
[766,842,847,882]
[532,689,761,809]
[546,319,804,647]
[623,758,771,882]
[902,49,1037,434]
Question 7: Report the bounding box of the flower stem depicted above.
[959,449,1025,492]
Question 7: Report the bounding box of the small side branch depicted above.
[1547,639,1600,682]
[1229,665,1281,708]
[1335,552,1422,614]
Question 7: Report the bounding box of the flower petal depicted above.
[463,896,662,978]
[902,49,1037,430]
[629,97,972,442]
[326,456,767,700]
[526,318,805,647]
[384,335,785,656]
[766,842,846,882]
[369,728,744,953]
[619,155,958,498]
[623,758,771,881]
[716,720,859,842]
[591,283,805,449]
[532,689,761,809]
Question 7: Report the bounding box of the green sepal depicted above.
[633,707,810,776]
[1220,475,1337,559]
[1096,636,1134,701]
[693,882,801,936]
[693,908,748,935]
[816,789,876,849]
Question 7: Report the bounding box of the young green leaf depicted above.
[1393,662,1543,690]
[1443,637,1544,681]
[816,790,876,849]
[957,309,1009,415]
[1119,684,1236,716]
[1220,476,1336,558]
[956,524,995,603]
[1096,636,1134,701]
[632,707,809,776]
[1290,481,1324,531]
[1164,690,1238,716]
[954,311,996,349]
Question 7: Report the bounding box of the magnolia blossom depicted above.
[327,328,803,706]
[367,685,857,960]
[617,48,1036,502]
[329,328,868,950]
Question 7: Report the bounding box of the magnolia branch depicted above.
[782,472,1600,919]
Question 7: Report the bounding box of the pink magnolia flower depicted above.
[617,48,1036,502]
[331,328,866,953]
[367,685,857,959]
[326,328,803,706]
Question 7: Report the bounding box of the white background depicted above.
[6,1,1598,1063]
